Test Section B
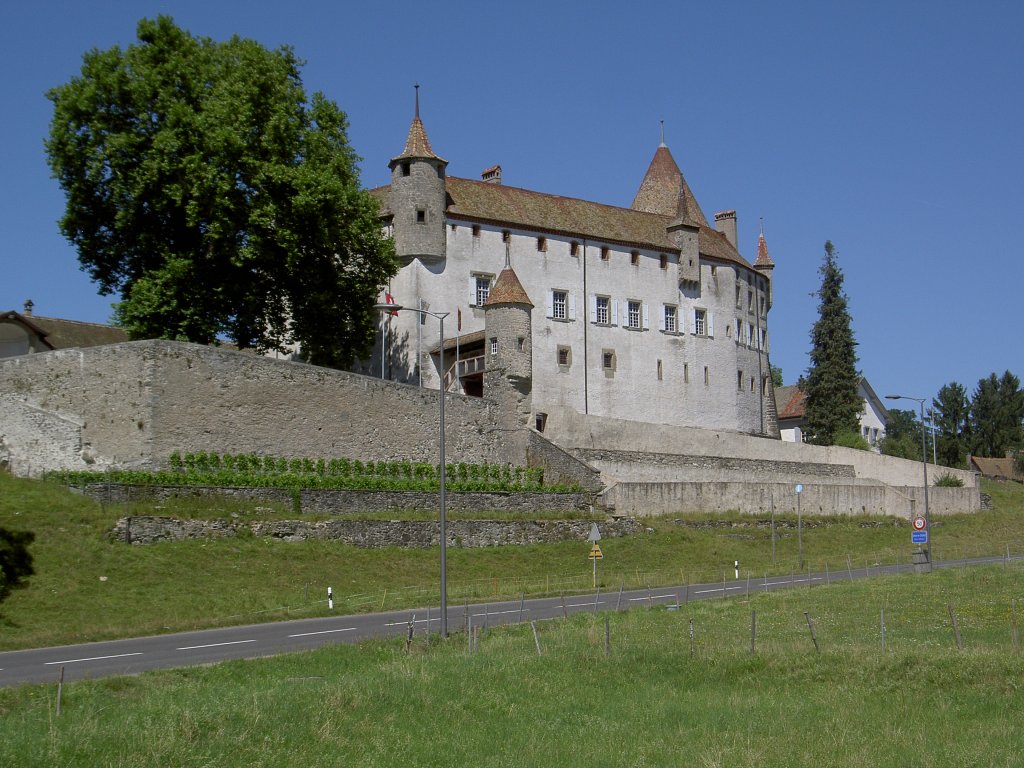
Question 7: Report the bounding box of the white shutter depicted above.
[642,304,649,330]
[708,313,715,337]
[569,294,577,320]
[469,277,477,306]
[589,294,598,323]
[545,291,554,318]
[679,307,686,334]
[658,306,666,332]
[612,299,619,326]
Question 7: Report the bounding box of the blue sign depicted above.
[912,531,929,544]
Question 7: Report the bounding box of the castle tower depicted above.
[753,222,775,309]
[483,244,534,429]
[388,86,448,263]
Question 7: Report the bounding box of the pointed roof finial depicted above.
[659,119,666,148]
[755,217,774,268]
[414,82,420,119]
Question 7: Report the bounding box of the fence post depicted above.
[750,610,757,655]
[948,604,964,650]
[804,612,820,653]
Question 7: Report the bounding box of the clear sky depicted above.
[2,1,1021,407]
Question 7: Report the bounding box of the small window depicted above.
[694,309,707,336]
[517,337,525,351]
[736,284,742,308]
[663,305,677,333]
[601,247,610,261]
[557,346,571,367]
[750,377,755,392]
[472,224,481,237]
[627,300,641,329]
[602,351,615,370]
[657,359,663,381]
[401,162,411,177]
[660,253,668,270]
[416,209,426,224]
[552,290,568,320]
[704,366,710,385]
[474,275,492,306]
[489,337,498,356]
[738,370,744,390]
[537,237,547,252]
[748,290,754,312]
[711,265,717,277]
[536,412,547,432]
[684,363,690,384]
[570,241,580,256]
[631,251,639,266]
[502,230,511,243]
[595,296,610,325]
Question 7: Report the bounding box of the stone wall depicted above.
[74,483,595,515]
[112,515,643,548]
[603,481,980,518]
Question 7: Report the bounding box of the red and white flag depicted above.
[384,292,398,316]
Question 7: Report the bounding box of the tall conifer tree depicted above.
[804,241,861,444]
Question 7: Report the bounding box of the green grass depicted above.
[1,564,1022,767]
[1,473,1022,651]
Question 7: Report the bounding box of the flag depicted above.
[384,292,398,316]
[457,308,462,331]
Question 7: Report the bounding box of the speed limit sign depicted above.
[912,516,927,531]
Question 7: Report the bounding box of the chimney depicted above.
[481,165,502,184]
[714,210,738,249]
[23,299,34,316]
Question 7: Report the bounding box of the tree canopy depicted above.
[0,527,34,605]
[969,371,1024,458]
[46,16,396,367]
[803,241,861,445]
[932,381,970,467]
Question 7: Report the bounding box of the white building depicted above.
[364,102,780,438]
[775,378,889,451]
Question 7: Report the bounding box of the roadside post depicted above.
[911,516,929,573]
[588,523,603,588]
[795,484,804,570]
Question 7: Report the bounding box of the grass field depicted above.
[1,473,1022,652]
[1,563,1022,767]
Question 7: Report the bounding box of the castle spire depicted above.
[631,140,709,227]
[391,85,445,163]
[659,119,666,148]
[754,219,774,268]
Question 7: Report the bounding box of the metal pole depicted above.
[919,399,931,572]
[797,492,803,570]
[439,313,448,636]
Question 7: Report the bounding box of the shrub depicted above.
[934,473,965,487]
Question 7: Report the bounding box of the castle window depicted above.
[471,274,493,306]
[537,237,547,252]
[551,290,569,320]
[662,304,677,333]
[684,363,690,384]
[657,359,663,381]
[694,308,708,336]
[760,296,766,317]
[750,376,756,393]
[736,284,742,308]
[593,295,610,325]
[472,224,481,237]
[490,337,498,356]
[518,337,525,351]
[401,162,411,177]
[748,290,754,313]
[627,300,641,329]
[704,366,710,385]
[570,241,579,256]
[711,265,717,277]
[602,350,616,371]
[600,247,610,261]
[660,253,668,270]
[738,370,744,390]
[631,251,639,266]
[502,230,511,243]
[416,208,426,224]
[557,346,571,367]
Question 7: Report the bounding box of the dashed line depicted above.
[469,608,521,619]
[176,640,256,651]
[288,627,357,638]
[45,652,143,665]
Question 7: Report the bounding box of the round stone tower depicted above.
[483,248,534,429]
[388,87,447,263]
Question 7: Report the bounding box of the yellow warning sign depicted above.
[588,543,604,560]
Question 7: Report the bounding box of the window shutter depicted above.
[679,307,686,334]
[658,306,666,332]
[569,294,577,320]
[469,277,477,306]
[545,291,554,318]
[589,294,597,323]
[642,304,649,330]
[708,313,715,337]
[612,299,620,326]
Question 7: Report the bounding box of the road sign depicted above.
[588,543,604,560]
[912,516,927,531]
[912,531,928,544]
[588,523,602,542]
[795,484,804,494]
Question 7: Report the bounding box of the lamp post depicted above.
[376,301,450,636]
[885,394,931,571]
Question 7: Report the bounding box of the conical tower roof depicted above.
[631,144,709,228]
[754,224,774,268]
[485,265,533,308]
[390,86,447,165]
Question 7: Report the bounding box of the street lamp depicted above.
[886,394,932,571]
[375,300,450,636]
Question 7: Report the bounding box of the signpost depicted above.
[795,484,804,570]
[912,516,928,545]
[588,524,603,588]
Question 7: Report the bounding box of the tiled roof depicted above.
[755,231,774,268]
[775,385,806,420]
[631,144,710,228]
[391,116,445,164]
[372,176,752,269]
[484,266,534,308]
[970,456,1022,482]
[3,313,128,349]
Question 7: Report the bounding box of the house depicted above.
[362,96,780,437]
[775,377,888,450]
[0,301,127,359]
[970,456,1022,483]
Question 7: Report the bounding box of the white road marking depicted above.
[45,652,143,665]
[288,627,357,638]
[176,640,256,651]
[469,608,522,618]
[628,593,677,602]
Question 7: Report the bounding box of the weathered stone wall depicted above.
[74,483,594,515]
[112,515,643,548]
[603,481,980,518]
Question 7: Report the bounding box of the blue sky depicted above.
[2,1,1021,407]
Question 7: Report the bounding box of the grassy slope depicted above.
[1,564,1022,767]
[1,473,1022,650]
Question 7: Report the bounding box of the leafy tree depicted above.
[879,408,922,460]
[45,16,396,368]
[770,365,783,388]
[804,241,861,445]
[932,382,970,467]
[969,371,1024,458]
[0,527,35,605]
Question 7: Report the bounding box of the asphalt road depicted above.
[0,554,1013,688]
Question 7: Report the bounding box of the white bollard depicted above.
[734,560,740,580]
[327,586,334,610]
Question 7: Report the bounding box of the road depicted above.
[0,554,1013,688]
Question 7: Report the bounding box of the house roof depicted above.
[391,115,446,165]
[1,312,128,350]
[970,456,1022,482]
[630,144,710,229]
[484,265,534,308]
[775,385,806,420]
